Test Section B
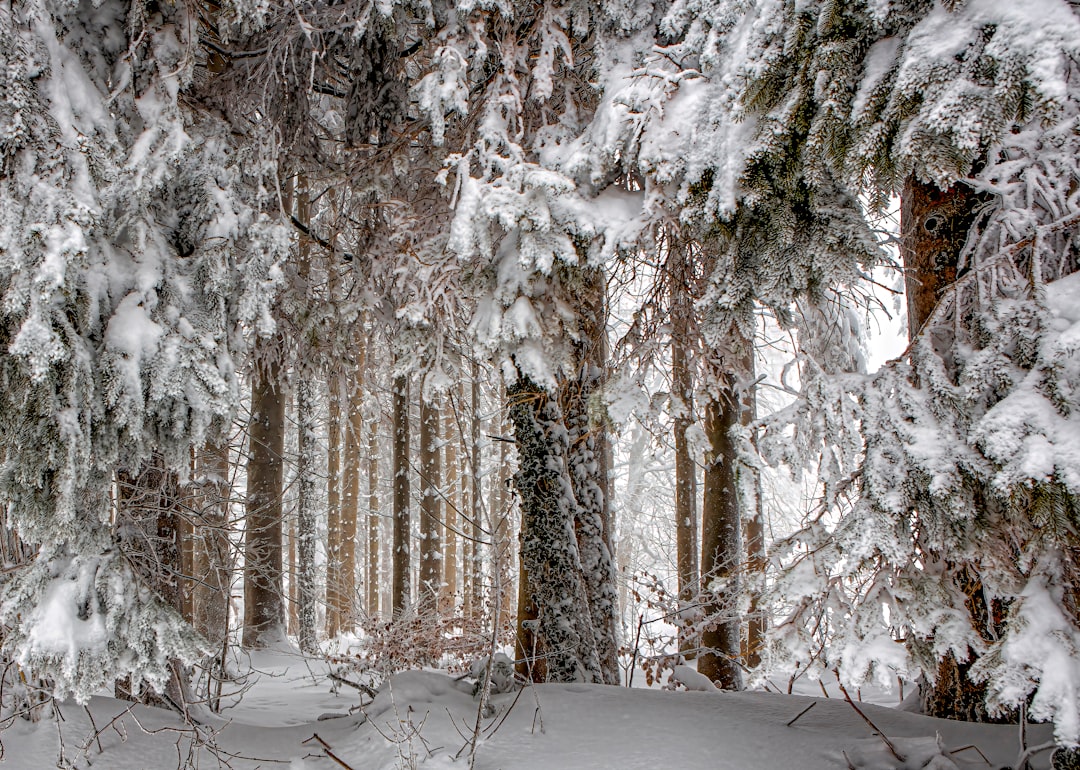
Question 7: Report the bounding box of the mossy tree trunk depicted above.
[509,375,603,684]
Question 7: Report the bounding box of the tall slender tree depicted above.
[243,352,288,649]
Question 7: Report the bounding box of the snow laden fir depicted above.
[0,0,1079,764]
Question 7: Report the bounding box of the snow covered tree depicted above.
[738,0,1080,743]
[0,0,285,699]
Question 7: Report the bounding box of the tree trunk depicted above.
[904,175,996,719]
[114,455,189,706]
[469,370,484,618]
[509,375,603,684]
[902,176,986,345]
[337,373,363,632]
[561,267,620,685]
[325,376,343,637]
[442,404,459,612]
[392,373,411,617]
[670,235,700,658]
[192,440,231,649]
[492,388,515,633]
[741,357,766,670]
[697,357,746,690]
[419,393,442,609]
[295,377,320,654]
[243,355,287,649]
[367,422,380,617]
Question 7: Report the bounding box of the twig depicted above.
[84,705,104,754]
[302,733,358,770]
[786,702,816,727]
[1014,741,1056,770]
[328,672,378,699]
[948,744,992,765]
[836,682,905,763]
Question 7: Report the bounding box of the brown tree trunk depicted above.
[243,355,287,649]
[392,373,411,617]
[192,440,231,648]
[741,357,766,670]
[325,376,343,637]
[904,175,997,719]
[697,354,748,690]
[419,394,442,609]
[902,176,986,344]
[670,235,700,657]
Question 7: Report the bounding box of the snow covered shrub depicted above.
[348,603,510,687]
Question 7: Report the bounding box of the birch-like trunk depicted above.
[295,378,320,653]
[337,373,363,632]
[367,422,380,617]
[419,394,442,609]
[441,404,459,612]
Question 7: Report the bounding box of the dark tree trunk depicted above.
[192,441,231,649]
[243,356,287,649]
[903,176,999,720]
[392,373,411,617]
[698,358,747,690]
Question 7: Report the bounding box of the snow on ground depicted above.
[0,652,1056,769]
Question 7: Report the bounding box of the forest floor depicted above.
[0,646,1057,769]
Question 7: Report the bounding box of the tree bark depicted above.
[392,373,411,617]
[325,376,343,637]
[670,234,700,657]
[192,440,231,649]
[419,393,442,609]
[509,375,603,684]
[337,373,363,632]
[742,358,766,670]
[295,377,320,653]
[114,454,189,706]
[561,267,620,685]
[243,355,287,649]
[904,175,997,719]
[367,421,380,617]
[697,357,747,690]
[441,403,459,612]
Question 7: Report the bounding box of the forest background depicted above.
[1,0,1080,761]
